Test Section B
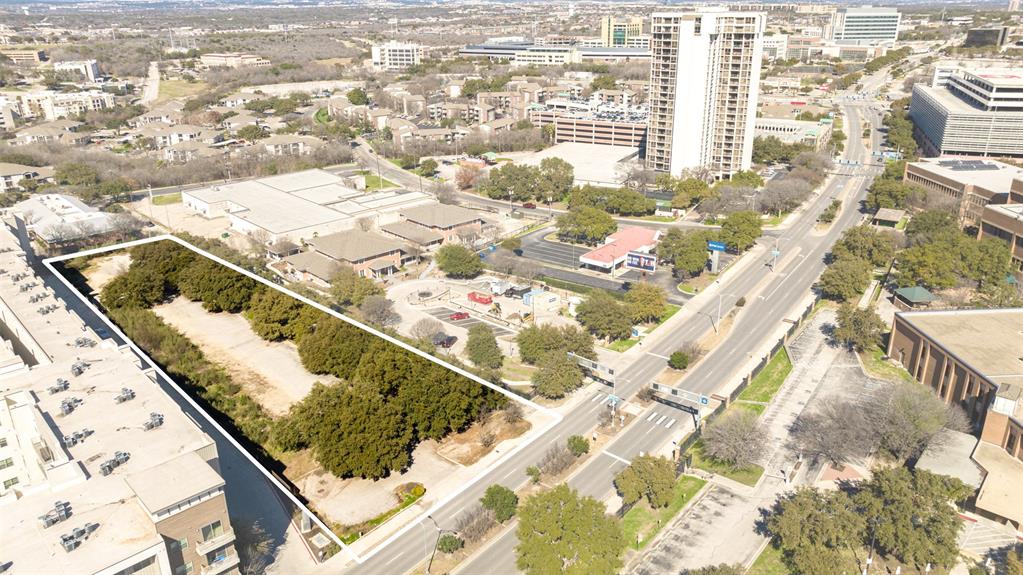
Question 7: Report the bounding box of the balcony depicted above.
[201,553,240,575]
[195,529,236,555]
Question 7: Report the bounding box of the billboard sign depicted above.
[626,251,657,272]
[707,241,727,252]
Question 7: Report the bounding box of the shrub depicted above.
[437,533,464,554]
[526,465,541,484]
[567,435,590,457]
[668,350,690,370]
[481,484,519,522]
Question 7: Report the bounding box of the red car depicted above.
[449,312,470,321]
[468,292,493,305]
[522,202,537,209]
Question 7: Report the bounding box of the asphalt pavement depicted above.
[337,97,882,575]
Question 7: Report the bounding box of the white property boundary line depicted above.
[43,234,562,565]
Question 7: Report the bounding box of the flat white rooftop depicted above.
[909,157,1023,193]
[518,142,639,187]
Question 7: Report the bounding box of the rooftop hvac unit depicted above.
[99,451,131,476]
[70,361,89,377]
[62,428,93,447]
[58,522,99,552]
[74,337,95,348]
[48,378,70,395]
[114,388,135,403]
[59,397,82,415]
[142,413,164,431]
[39,501,72,528]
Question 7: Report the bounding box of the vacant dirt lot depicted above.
[83,253,132,293]
[152,297,334,416]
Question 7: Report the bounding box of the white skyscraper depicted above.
[646,10,765,179]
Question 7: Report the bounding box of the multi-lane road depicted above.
[339,94,886,575]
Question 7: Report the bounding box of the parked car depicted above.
[449,311,470,321]
[432,334,458,348]
[522,202,537,209]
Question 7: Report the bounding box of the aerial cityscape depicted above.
[0,1,1021,575]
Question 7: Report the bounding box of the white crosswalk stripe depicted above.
[656,415,667,425]
[665,418,676,429]
[646,412,658,422]
[591,393,603,402]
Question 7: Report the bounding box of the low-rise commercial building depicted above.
[978,200,1023,273]
[888,308,1023,528]
[0,221,240,574]
[182,169,433,244]
[911,67,1023,158]
[579,227,661,274]
[199,53,271,69]
[399,204,485,244]
[903,158,1023,226]
[754,117,833,151]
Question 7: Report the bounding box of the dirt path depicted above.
[152,297,334,416]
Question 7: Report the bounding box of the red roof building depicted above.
[579,227,660,274]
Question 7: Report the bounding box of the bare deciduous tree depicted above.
[455,505,497,544]
[537,444,575,477]
[791,399,874,465]
[456,165,482,190]
[356,217,374,232]
[411,317,443,341]
[359,295,400,327]
[432,181,459,205]
[702,409,766,469]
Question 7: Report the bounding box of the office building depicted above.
[762,34,789,60]
[910,67,1023,158]
[371,41,423,72]
[646,10,765,179]
[53,59,101,82]
[600,16,644,48]
[0,49,46,65]
[964,26,1011,49]
[903,158,1023,226]
[828,6,901,45]
[888,308,1023,528]
[978,178,1023,272]
[199,53,271,69]
[754,117,833,151]
[511,46,583,67]
[0,221,240,574]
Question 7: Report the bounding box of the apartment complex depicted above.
[2,90,115,121]
[903,158,1023,227]
[371,41,423,72]
[53,59,101,82]
[910,66,1023,158]
[888,308,1023,528]
[0,220,240,574]
[600,16,644,47]
[827,6,901,45]
[646,10,764,179]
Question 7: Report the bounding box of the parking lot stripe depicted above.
[646,412,658,422]
[665,418,677,429]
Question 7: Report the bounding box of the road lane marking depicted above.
[646,352,671,361]
[385,551,405,565]
[646,412,658,422]
[591,393,603,402]
[666,418,677,429]
[656,415,667,425]
[602,451,631,465]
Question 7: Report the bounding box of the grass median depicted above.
[622,475,707,550]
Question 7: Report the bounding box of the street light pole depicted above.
[424,515,456,575]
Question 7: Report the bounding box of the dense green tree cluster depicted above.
[819,225,893,301]
[556,207,617,244]
[478,158,574,203]
[834,304,886,351]
[766,468,969,574]
[623,282,668,324]
[882,97,918,159]
[719,211,763,253]
[330,265,385,307]
[466,324,503,369]
[897,210,1012,291]
[657,228,718,279]
[575,290,633,342]
[516,324,595,365]
[481,484,519,523]
[864,47,912,74]
[97,240,503,480]
[567,185,657,216]
[655,175,712,210]
[752,135,812,165]
[614,455,675,508]
[516,484,626,575]
[530,351,585,399]
[436,244,484,278]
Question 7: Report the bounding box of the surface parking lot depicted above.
[423,307,515,338]
[519,237,588,268]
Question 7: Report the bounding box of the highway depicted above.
[340,95,885,575]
